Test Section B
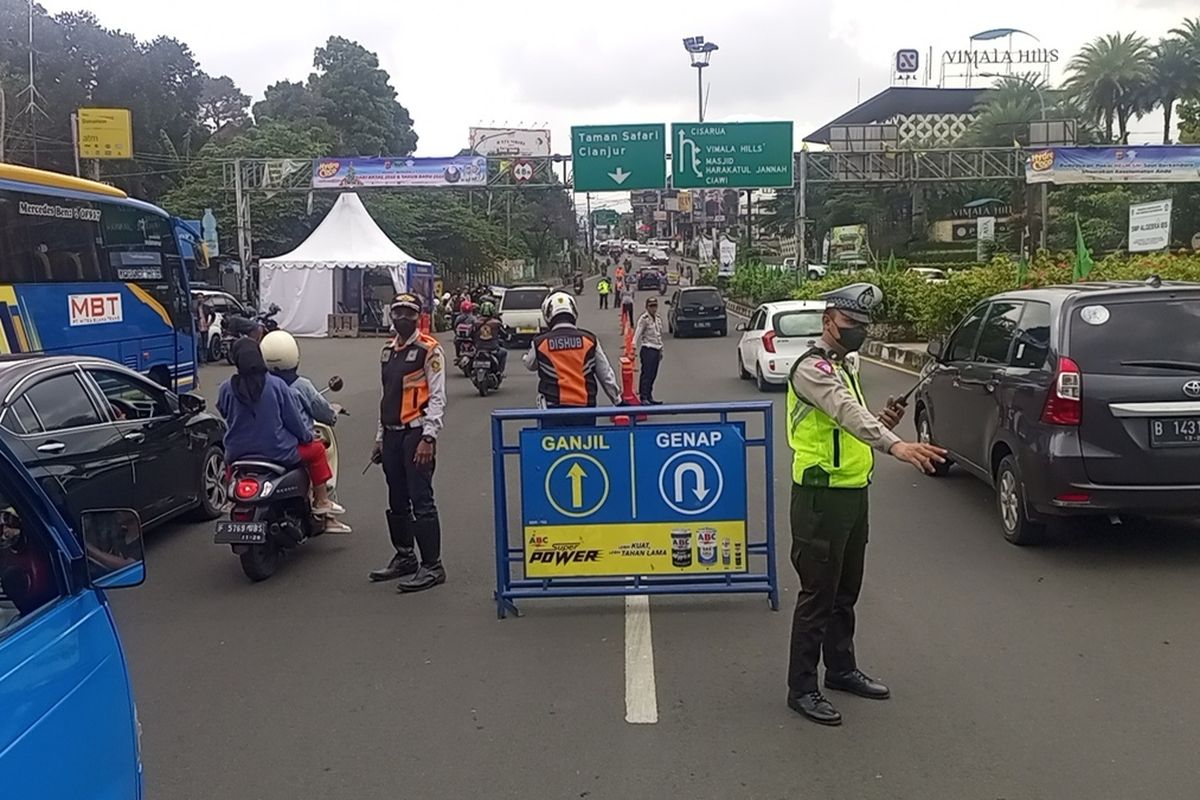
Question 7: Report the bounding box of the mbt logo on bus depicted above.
[68,294,123,326]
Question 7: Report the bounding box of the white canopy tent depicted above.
[258,192,430,336]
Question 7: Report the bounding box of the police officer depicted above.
[523,291,622,427]
[785,283,946,726]
[369,292,449,593]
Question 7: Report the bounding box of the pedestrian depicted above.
[784,282,946,727]
[194,295,213,363]
[621,281,636,328]
[523,291,621,427]
[633,297,663,405]
[597,276,612,310]
[368,292,449,593]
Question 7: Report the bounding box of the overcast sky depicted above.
[40,0,1198,190]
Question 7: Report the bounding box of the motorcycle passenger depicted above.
[523,291,622,427]
[472,301,507,376]
[260,331,352,535]
[217,339,346,525]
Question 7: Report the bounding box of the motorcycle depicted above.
[471,350,504,397]
[453,322,476,376]
[223,303,282,364]
[214,376,345,582]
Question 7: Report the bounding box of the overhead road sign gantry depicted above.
[671,121,794,189]
[571,124,667,192]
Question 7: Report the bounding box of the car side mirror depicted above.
[79,509,145,588]
[178,391,206,416]
[926,339,945,361]
[327,376,344,393]
[735,322,747,331]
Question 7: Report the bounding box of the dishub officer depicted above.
[784,283,946,726]
[369,292,448,593]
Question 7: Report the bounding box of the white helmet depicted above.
[260,330,300,372]
[542,291,578,326]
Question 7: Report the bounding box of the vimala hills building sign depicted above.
[942,47,1060,67]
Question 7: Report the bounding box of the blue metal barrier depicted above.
[490,402,779,618]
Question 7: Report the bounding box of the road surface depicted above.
[112,274,1200,800]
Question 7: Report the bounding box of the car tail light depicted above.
[1041,357,1082,426]
[235,477,261,499]
[762,331,777,353]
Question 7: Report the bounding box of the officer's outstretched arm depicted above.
[791,358,900,453]
[593,342,623,404]
[422,344,447,439]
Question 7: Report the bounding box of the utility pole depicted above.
[233,158,253,299]
[797,148,808,269]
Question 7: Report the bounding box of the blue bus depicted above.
[0,164,196,391]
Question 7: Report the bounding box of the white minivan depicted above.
[498,285,553,347]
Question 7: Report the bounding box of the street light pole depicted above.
[696,64,705,123]
[683,36,718,123]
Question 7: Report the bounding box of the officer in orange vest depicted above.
[523,291,622,427]
[369,292,448,592]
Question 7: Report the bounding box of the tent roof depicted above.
[259,192,429,270]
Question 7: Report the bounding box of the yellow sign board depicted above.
[524,521,747,578]
[78,108,133,160]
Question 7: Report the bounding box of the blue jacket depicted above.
[217,373,312,465]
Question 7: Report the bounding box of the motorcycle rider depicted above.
[218,339,345,525]
[260,331,352,535]
[472,301,507,376]
[523,291,622,427]
[369,293,448,593]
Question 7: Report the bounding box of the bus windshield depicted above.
[0,173,195,391]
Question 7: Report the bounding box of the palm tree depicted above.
[1146,38,1195,143]
[1065,32,1152,143]
[1169,17,1200,62]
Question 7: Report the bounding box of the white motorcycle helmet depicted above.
[541,291,578,326]
[260,330,300,372]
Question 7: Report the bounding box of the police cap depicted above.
[819,282,882,324]
[390,292,422,313]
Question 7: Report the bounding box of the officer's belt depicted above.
[383,419,424,431]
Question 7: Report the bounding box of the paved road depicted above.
[113,276,1200,800]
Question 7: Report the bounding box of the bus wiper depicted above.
[1120,359,1200,372]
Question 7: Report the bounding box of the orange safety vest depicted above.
[380,332,439,426]
[532,325,599,407]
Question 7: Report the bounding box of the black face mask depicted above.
[836,323,868,352]
[393,317,417,338]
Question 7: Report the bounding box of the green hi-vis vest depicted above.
[786,351,875,489]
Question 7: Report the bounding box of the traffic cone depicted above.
[611,355,646,425]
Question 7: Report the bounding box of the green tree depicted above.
[1065,32,1152,143]
[308,37,417,156]
[1179,101,1200,143]
[198,74,250,131]
[1146,38,1195,143]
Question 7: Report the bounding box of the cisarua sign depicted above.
[670,121,794,189]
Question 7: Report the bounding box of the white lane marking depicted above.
[624,594,659,724]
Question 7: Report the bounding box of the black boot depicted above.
[397,518,446,593]
[368,512,418,582]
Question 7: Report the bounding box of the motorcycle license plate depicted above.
[214,520,267,544]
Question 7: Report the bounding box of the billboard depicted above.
[77,108,133,159]
[1026,146,1200,185]
[829,224,869,265]
[1128,199,1172,252]
[311,156,487,189]
[468,127,551,157]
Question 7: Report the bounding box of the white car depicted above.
[635,243,650,256]
[498,285,552,346]
[910,267,947,284]
[191,288,249,361]
[735,300,827,391]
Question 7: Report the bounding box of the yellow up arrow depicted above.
[566,462,587,508]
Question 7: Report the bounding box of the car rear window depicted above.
[773,310,824,338]
[1069,297,1200,373]
[501,289,548,311]
[682,290,721,306]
